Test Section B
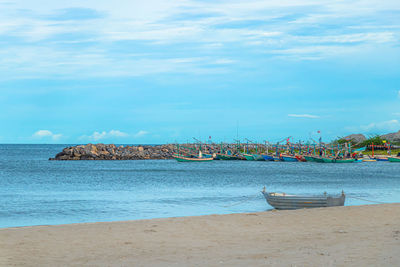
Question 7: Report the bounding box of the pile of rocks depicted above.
[49,144,175,160]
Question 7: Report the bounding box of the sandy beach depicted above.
[1,204,399,266]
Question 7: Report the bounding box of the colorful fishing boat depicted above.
[272,156,282,161]
[262,154,274,161]
[375,156,389,161]
[280,154,298,162]
[242,153,255,161]
[172,155,214,162]
[216,153,239,160]
[320,157,355,163]
[362,158,377,162]
[388,156,400,162]
[252,154,265,161]
[295,155,307,162]
[312,156,325,163]
[303,155,316,162]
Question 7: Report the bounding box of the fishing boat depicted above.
[242,153,255,161]
[388,156,400,162]
[172,155,214,162]
[280,154,298,162]
[295,155,307,162]
[272,155,282,161]
[252,154,265,161]
[215,153,239,160]
[261,187,345,210]
[320,157,355,163]
[262,154,274,161]
[375,156,389,161]
[312,156,325,163]
[303,155,316,162]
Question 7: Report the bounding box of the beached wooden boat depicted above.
[172,155,214,162]
[388,156,400,162]
[262,188,345,210]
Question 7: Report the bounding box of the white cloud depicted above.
[134,130,149,138]
[347,119,400,133]
[33,130,62,140]
[85,130,129,141]
[288,114,320,119]
[109,130,128,137]
[0,0,399,78]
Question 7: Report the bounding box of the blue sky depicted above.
[0,0,400,144]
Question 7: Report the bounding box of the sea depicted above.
[1,144,400,228]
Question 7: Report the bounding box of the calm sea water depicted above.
[1,144,399,228]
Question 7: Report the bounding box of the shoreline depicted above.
[1,204,399,266]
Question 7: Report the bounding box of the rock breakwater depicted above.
[50,144,175,160]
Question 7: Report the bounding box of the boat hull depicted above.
[252,154,265,161]
[216,154,238,160]
[388,157,400,162]
[262,191,345,210]
[303,155,315,162]
[242,154,255,161]
[262,155,274,161]
[280,155,298,162]
[173,155,214,162]
[320,157,355,163]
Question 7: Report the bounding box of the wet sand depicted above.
[1,204,399,266]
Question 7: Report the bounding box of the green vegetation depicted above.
[362,149,400,156]
[332,137,356,146]
[358,135,386,147]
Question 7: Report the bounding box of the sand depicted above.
[1,204,399,266]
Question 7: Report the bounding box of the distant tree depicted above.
[359,135,385,147]
[331,137,356,146]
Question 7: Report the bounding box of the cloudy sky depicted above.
[1,0,399,144]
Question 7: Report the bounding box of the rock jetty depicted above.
[50,144,175,160]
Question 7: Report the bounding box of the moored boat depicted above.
[303,155,315,162]
[312,156,325,163]
[375,156,389,161]
[261,187,345,210]
[252,154,265,161]
[216,153,239,160]
[295,155,307,162]
[280,154,298,162]
[319,157,355,163]
[172,155,214,162]
[242,153,255,161]
[262,154,274,161]
[388,156,400,162]
[272,156,282,161]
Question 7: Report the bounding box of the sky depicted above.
[0,0,400,144]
